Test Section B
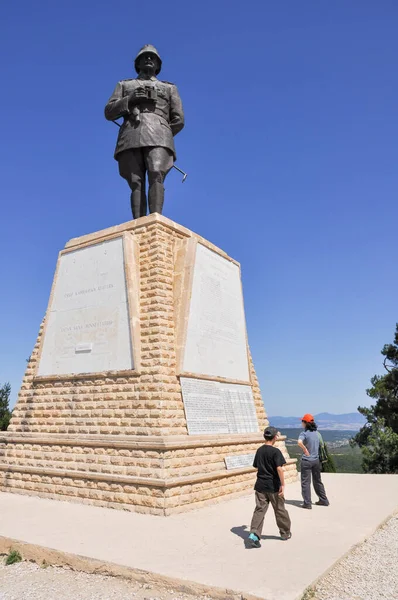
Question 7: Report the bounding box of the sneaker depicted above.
[248,533,261,548]
[315,501,330,506]
[301,503,312,509]
[281,532,292,541]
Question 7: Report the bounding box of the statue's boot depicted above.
[148,180,164,215]
[130,187,147,219]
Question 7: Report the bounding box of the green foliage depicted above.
[0,382,12,431]
[331,445,363,473]
[352,324,398,474]
[5,550,22,565]
[367,325,398,431]
[351,417,398,473]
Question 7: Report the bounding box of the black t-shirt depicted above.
[253,444,286,493]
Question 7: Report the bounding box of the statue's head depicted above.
[134,44,162,77]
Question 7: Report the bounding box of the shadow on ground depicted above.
[230,525,281,549]
[285,499,304,508]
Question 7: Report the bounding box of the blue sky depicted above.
[1,1,397,416]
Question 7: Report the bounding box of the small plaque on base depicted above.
[225,454,255,470]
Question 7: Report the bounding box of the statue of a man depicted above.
[105,45,185,218]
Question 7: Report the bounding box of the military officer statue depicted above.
[105,45,185,218]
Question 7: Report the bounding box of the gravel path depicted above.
[312,515,398,600]
[0,516,396,600]
[0,563,217,600]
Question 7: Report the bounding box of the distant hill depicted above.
[269,412,366,431]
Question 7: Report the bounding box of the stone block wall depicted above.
[0,434,297,515]
[0,214,297,514]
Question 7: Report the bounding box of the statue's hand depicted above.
[128,88,155,106]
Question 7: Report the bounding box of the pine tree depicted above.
[0,382,12,431]
[351,324,398,473]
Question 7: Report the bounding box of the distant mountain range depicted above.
[269,412,366,431]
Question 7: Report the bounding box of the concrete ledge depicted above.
[0,536,261,600]
[0,476,397,599]
[298,509,398,599]
[32,369,141,383]
[0,432,275,450]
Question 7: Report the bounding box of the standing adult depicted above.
[105,44,184,218]
[297,414,330,509]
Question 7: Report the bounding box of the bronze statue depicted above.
[105,45,185,218]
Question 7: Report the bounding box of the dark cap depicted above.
[263,426,278,440]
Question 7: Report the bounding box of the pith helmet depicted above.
[134,44,162,75]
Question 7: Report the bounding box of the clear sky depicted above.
[1,1,397,416]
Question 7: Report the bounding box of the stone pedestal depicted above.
[0,214,297,515]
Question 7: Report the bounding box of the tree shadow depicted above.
[231,525,281,549]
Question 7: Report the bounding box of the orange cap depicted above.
[301,413,314,423]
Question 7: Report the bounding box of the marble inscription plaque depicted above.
[180,378,229,435]
[221,383,259,433]
[225,454,255,470]
[182,244,250,382]
[180,377,259,435]
[38,237,133,376]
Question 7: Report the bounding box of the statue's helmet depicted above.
[134,44,162,75]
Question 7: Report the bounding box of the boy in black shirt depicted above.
[248,426,292,548]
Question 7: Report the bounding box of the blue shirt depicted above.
[299,430,320,461]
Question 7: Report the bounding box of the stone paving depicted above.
[0,474,397,600]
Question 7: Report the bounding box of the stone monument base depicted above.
[0,433,297,515]
[0,214,297,515]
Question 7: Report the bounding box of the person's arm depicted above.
[169,84,184,136]
[104,82,130,122]
[277,466,285,497]
[253,450,259,470]
[275,449,287,497]
[298,435,310,457]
